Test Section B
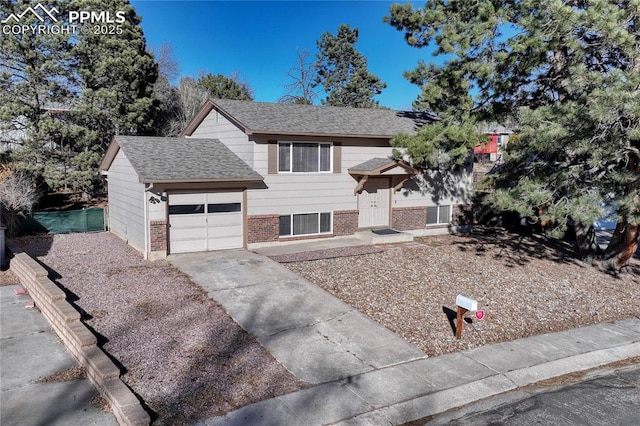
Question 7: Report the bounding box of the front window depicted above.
[279,212,332,236]
[427,205,450,225]
[278,142,332,173]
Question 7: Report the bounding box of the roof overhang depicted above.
[349,158,418,195]
[141,176,264,184]
[99,137,121,173]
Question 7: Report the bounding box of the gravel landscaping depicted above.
[284,228,640,356]
[13,233,308,425]
[11,228,639,422]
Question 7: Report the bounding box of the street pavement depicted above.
[425,362,640,425]
[0,285,117,426]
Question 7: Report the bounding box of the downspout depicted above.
[143,183,154,260]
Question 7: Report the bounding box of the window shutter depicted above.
[267,140,277,174]
[333,143,342,173]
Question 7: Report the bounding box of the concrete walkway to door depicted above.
[168,250,426,384]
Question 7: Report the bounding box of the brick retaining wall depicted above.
[6,240,150,426]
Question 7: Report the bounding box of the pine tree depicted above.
[386,1,640,271]
[0,0,74,179]
[314,24,386,108]
[1,0,158,196]
[197,73,253,101]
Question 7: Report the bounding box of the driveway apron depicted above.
[168,250,426,384]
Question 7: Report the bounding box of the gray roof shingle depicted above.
[348,158,397,173]
[115,136,263,183]
[211,99,435,137]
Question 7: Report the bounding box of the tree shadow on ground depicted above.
[451,226,584,268]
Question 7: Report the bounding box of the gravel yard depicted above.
[11,229,640,422]
[284,228,640,356]
[14,233,308,425]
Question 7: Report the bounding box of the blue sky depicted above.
[130,1,438,110]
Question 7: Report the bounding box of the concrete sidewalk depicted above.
[169,249,640,426]
[200,319,640,425]
[0,285,117,426]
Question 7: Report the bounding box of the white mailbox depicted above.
[456,294,478,312]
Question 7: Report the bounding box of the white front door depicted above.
[168,191,243,253]
[358,178,390,228]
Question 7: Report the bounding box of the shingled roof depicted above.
[101,136,263,183]
[182,99,436,138]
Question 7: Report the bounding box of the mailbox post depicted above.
[455,294,478,339]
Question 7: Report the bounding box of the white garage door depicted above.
[168,192,243,253]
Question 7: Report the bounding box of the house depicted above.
[474,123,513,163]
[99,99,473,259]
[1,102,72,152]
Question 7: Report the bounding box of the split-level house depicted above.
[99,99,472,259]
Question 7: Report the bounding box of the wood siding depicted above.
[106,150,146,251]
[248,140,396,216]
[189,110,254,167]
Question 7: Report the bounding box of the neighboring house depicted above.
[0,102,72,152]
[473,123,514,185]
[475,123,513,163]
[100,99,473,259]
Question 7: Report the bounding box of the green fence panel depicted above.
[22,208,105,234]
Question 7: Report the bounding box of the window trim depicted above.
[277,142,333,173]
[426,204,451,225]
[279,211,333,237]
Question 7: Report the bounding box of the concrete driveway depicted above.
[0,285,117,426]
[168,250,426,384]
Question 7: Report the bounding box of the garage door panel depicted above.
[170,239,207,253]
[170,193,206,205]
[169,191,243,253]
[208,224,243,238]
[169,214,206,226]
[207,192,241,204]
[206,236,242,250]
[170,227,207,240]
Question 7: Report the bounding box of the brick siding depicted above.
[149,220,167,252]
[247,215,280,244]
[392,206,427,231]
[333,210,359,235]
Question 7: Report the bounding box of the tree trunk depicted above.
[603,219,640,272]
[574,223,599,262]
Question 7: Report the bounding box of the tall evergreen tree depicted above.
[197,73,253,101]
[386,1,640,270]
[1,0,158,195]
[0,0,74,179]
[314,24,386,108]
